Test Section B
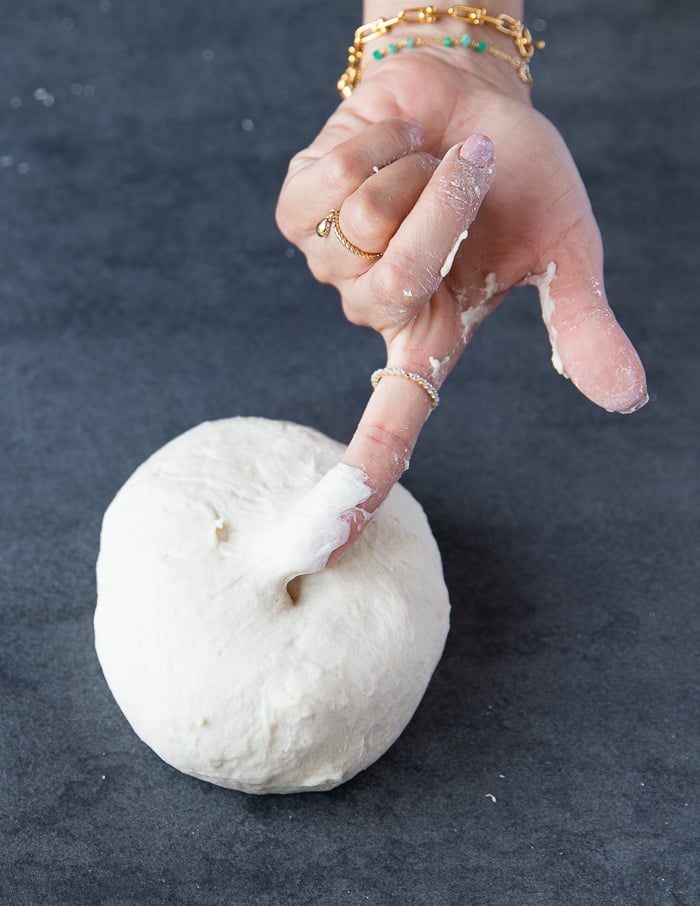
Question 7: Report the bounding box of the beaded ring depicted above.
[371,368,440,412]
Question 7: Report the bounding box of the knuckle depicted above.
[371,257,436,316]
[341,188,390,247]
[372,259,411,307]
[323,147,366,193]
[274,194,302,244]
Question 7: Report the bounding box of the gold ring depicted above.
[370,367,440,412]
[315,209,383,261]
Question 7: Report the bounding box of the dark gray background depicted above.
[1,2,697,904]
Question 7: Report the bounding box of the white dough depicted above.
[440,228,469,278]
[531,260,568,378]
[94,418,450,794]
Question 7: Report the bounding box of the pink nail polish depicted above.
[460,134,494,166]
[407,121,424,148]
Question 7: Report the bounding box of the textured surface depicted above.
[1,1,697,904]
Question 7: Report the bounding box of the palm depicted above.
[357,54,591,282]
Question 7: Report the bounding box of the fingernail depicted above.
[407,121,424,148]
[460,133,494,167]
[620,392,650,415]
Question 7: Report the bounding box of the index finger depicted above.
[329,365,438,564]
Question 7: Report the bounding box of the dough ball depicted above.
[94,418,450,793]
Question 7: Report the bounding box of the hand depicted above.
[276,43,648,558]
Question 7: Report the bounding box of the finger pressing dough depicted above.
[94,418,450,793]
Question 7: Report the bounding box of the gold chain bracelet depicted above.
[337,5,545,98]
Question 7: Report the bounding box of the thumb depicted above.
[528,225,648,414]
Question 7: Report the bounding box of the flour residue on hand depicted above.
[530,261,568,378]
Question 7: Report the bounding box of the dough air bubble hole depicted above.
[286,575,303,605]
[214,518,229,542]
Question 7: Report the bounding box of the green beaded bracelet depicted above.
[370,32,531,84]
